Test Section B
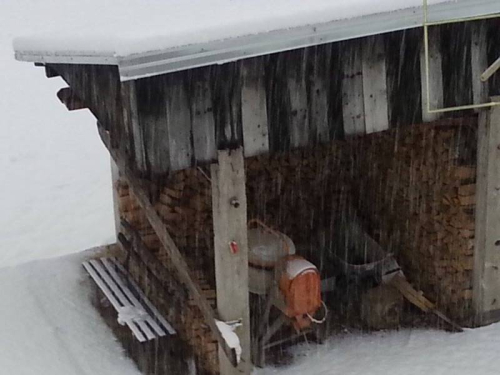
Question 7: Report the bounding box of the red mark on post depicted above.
[229,241,239,254]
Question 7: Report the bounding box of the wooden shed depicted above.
[14,1,500,374]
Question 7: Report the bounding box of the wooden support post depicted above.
[420,27,444,122]
[473,97,500,326]
[241,59,270,156]
[342,41,365,136]
[471,22,490,109]
[97,125,239,367]
[211,148,251,375]
[362,36,389,134]
[111,158,121,240]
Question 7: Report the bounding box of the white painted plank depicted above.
[83,261,147,342]
[192,71,217,163]
[89,259,156,341]
[211,148,251,375]
[420,27,443,122]
[362,36,389,133]
[111,258,177,335]
[241,59,269,156]
[471,22,489,110]
[342,41,365,135]
[101,258,166,337]
[166,75,193,171]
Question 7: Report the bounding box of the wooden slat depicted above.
[420,27,444,122]
[211,148,251,375]
[101,258,166,337]
[191,70,217,163]
[362,36,389,133]
[90,259,156,341]
[110,257,176,335]
[97,125,239,367]
[241,58,270,156]
[288,50,309,148]
[309,46,330,143]
[342,41,365,135]
[122,81,148,173]
[471,22,489,109]
[83,261,147,342]
[166,74,193,171]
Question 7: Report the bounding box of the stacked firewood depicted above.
[348,122,477,321]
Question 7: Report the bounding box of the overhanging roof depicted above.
[14,0,500,81]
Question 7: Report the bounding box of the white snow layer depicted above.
[216,320,243,364]
[0,0,115,268]
[0,252,140,375]
[255,325,500,375]
[13,0,450,58]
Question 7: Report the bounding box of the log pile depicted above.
[114,118,479,373]
[348,121,477,322]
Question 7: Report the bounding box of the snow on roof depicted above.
[13,0,500,80]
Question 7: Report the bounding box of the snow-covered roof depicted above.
[13,0,500,81]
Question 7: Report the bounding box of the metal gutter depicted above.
[14,0,500,81]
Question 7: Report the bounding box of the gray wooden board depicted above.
[362,36,389,134]
[97,125,239,367]
[211,148,251,375]
[342,41,365,135]
[191,71,217,163]
[420,27,444,122]
[473,99,500,324]
[166,75,193,171]
[471,22,489,110]
[309,47,330,143]
[241,59,270,156]
[121,81,148,173]
[288,51,309,148]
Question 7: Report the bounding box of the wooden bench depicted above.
[83,258,176,342]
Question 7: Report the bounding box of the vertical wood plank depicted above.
[166,74,193,171]
[211,148,251,375]
[111,158,121,239]
[362,36,389,133]
[471,22,490,109]
[191,70,217,163]
[122,80,148,173]
[473,97,500,326]
[420,27,444,122]
[342,41,365,135]
[309,46,330,143]
[288,50,309,148]
[241,58,269,157]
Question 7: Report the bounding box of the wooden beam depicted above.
[211,148,251,374]
[342,41,365,136]
[241,58,270,157]
[471,22,490,109]
[191,70,217,163]
[362,36,389,133]
[166,75,193,171]
[96,125,239,367]
[473,98,500,326]
[420,27,444,122]
[57,88,87,111]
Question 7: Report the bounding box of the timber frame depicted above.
[17,15,500,375]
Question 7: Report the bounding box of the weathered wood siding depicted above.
[48,19,499,179]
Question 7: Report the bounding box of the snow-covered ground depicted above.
[0,0,115,268]
[0,251,140,375]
